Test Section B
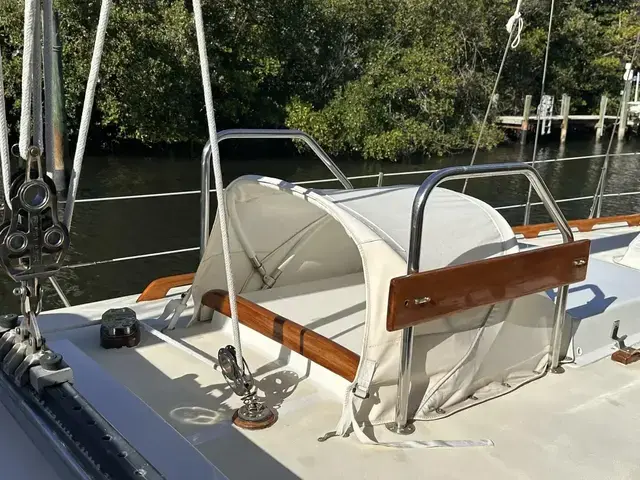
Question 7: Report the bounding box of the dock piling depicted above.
[520,95,532,144]
[560,94,570,144]
[596,95,608,140]
[619,65,633,140]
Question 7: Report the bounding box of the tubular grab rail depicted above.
[200,129,354,258]
[390,162,575,434]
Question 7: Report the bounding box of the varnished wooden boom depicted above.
[387,240,591,331]
[202,290,360,382]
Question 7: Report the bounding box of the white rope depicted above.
[0,48,12,208]
[19,0,38,159]
[63,0,112,229]
[32,0,44,151]
[192,0,244,368]
[523,0,556,225]
[505,0,524,49]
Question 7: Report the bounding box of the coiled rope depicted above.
[192,0,244,368]
[506,0,524,49]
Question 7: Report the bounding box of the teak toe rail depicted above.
[513,213,640,239]
[201,290,360,382]
[387,239,591,331]
[137,273,195,302]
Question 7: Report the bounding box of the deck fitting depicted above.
[232,403,277,430]
[385,421,415,435]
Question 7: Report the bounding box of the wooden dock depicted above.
[497,81,639,144]
[496,114,619,128]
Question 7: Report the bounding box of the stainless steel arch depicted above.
[200,129,353,257]
[389,162,574,434]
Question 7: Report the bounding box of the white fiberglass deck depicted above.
[36,270,640,480]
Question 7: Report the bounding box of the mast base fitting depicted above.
[100,308,141,349]
[232,404,277,430]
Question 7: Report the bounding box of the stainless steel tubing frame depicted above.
[200,129,353,257]
[390,162,575,434]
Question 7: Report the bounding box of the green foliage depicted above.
[0,0,638,160]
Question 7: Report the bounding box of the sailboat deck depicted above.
[519,223,640,263]
[38,282,640,480]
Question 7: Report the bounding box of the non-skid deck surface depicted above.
[44,293,640,480]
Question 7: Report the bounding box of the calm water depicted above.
[5,134,639,312]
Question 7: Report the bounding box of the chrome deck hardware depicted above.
[218,345,277,429]
[0,146,71,386]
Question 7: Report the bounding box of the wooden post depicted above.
[560,94,570,144]
[596,95,608,140]
[520,95,532,144]
[619,78,632,140]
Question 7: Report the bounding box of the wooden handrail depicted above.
[513,213,640,239]
[137,273,195,302]
[387,240,591,331]
[202,290,360,382]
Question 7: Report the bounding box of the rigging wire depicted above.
[192,0,244,369]
[522,0,556,225]
[462,30,516,193]
[462,0,522,194]
[589,31,640,218]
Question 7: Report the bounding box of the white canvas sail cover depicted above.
[191,175,556,437]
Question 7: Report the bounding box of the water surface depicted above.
[5,134,639,312]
